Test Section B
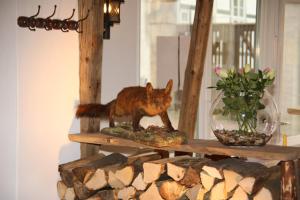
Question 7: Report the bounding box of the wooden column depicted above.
[178,0,214,139]
[78,0,104,158]
[281,160,297,199]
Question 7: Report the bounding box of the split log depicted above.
[108,170,126,189]
[86,190,117,200]
[108,152,161,188]
[230,186,249,200]
[223,169,243,193]
[58,153,105,187]
[57,180,68,199]
[210,181,226,200]
[200,171,215,191]
[117,186,137,200]
[167,157,209,187]
[184,184,207,200]
[202,165,223,179]
[65,187,76,200]
[132,172,148,191]
[73,178,96,199]
[84,168,107,191]
[143,155,191,183]
[139,182,164,200]
[219,158,269,195]
[71,153,128,199]
[159,180,187,200]
[202,158,270,195]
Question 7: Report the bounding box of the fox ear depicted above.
[165,79,173,94]
[146,82,153,96]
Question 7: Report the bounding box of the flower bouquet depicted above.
[209,65,279,146]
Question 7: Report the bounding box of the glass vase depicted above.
[210,90,279,146]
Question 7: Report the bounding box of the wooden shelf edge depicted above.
[69,133,300,161]
[287,108,300,116]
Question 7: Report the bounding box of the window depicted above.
[140,0,258,138]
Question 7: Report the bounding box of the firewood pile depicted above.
[57,152,280,200]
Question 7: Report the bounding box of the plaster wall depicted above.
[0,0,139,199]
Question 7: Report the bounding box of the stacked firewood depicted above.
[57,152,280,200]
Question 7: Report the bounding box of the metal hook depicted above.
[30,5,41,18]
[77,9,89,23]
[64,9,75,21]
[47,5,57,19]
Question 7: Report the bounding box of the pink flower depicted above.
[214,66,222,76]
[239,68,244,74]
[263,67,275,79]
[263,67,271,73]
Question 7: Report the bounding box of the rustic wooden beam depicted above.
[178,0,214,139]
[281,160,297,200]
[78,0,104,158]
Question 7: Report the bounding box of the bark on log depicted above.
[253,167,280,200]
[281,160,297,200]
[86,190,117,200]
[78,0,104,158]
[178,0,214,140]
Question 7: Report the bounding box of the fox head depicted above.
[145,79,173,115]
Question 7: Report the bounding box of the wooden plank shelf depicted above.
[69,133,300,161]
[287,107,300,116]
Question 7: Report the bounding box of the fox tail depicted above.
[76,101,114,118]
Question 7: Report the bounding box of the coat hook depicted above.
[30,5,41,18]
[45,5,57,31]
[64,9,75,21]
[76,9,89,33]
[28,5,41,31]
[78,9,89,23]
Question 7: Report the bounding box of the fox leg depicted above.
[109,107,115,128]
[159,111,174,131]
[132,112,143,131]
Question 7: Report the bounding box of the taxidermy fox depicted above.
[76,79,174,131]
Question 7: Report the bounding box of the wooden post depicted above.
[281,160,297,199]
[178,0,214,139]
[78,0,104,158]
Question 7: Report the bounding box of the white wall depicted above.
[0,0,139,199]
[17,0,80,199]
[102,0,140,103]
[0,0,17,199]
